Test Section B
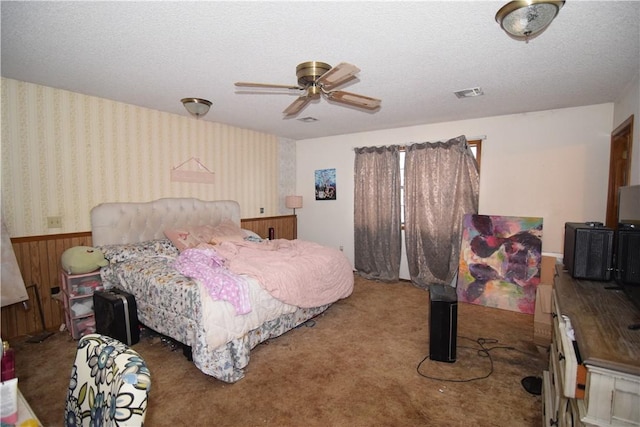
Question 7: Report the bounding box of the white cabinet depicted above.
[582,366,640,426]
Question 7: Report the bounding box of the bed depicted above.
[90,198,353,383]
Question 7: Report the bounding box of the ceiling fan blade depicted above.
[235,82,301,90]
[283,96,312,117]
[327,90,381,110]
[317,62,360,90]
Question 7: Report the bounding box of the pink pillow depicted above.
[189,224,217,243]
[211,219,243,237]
[165,220,244,251]
[164,229,202,252]
[209,234,244,245]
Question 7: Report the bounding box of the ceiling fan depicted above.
[234,61,381,117]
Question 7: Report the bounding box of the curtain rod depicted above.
[398,135,487,148]
[406,135,487,143]
[354,135,487,151]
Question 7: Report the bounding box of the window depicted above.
[399,139,482,224]
[468,139,482,173]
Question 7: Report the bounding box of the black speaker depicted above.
[616,227,640,285]
[429,284,457,363]
[563,222,613,281]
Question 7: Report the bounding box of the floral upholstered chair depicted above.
[64,334,151,426]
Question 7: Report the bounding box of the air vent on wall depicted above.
[454,87,484,99]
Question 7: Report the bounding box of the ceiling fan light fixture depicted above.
[181,98,212,118]
[296,61,332,86]
[307,84,322,97]
[495,0,564,41]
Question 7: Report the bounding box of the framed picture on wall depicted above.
[315,168,336,200]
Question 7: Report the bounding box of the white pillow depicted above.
[242,229,262,240]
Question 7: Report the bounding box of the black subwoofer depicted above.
[563,222,613,281]
[429,284,457,363]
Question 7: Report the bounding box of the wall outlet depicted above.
[47,216,62,228]
[260,208,264,214]
[339,245,344,252]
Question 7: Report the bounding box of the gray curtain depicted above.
[404,135,479,289]
[354,145,401,281]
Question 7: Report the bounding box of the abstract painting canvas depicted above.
[456,214,543,314]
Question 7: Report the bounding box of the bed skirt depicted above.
[193,304,331,383]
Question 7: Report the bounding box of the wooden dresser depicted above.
[543,264,640,427]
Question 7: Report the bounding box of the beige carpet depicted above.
[12,276,546,426]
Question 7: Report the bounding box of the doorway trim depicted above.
[605,115,634,229]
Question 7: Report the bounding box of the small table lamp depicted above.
[285,196,303,215]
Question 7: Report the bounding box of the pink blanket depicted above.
[211,239,354,307]
[173,247,252,315]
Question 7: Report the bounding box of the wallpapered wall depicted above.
[2,78,289,237]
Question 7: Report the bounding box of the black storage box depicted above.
[93,289,140,345]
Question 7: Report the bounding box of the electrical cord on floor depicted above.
[416,336,528,383]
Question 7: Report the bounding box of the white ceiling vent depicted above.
[454,87,484,99]
[298,116,318,123]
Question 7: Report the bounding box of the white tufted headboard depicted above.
[91,198,241,246]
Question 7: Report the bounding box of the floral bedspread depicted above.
[98,239,332,382]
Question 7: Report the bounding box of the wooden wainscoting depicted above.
[2,232,93,340]
[1,215,297,339]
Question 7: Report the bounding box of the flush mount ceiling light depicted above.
[181,98,212,119]
[495,0,565,42]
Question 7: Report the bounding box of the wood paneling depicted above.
[241,215,297,240]
[0,215,296,339]
[1,232,92,339]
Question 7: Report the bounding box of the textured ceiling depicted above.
[2,1,639,140]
